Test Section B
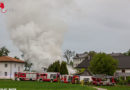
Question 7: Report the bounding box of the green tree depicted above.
[14,56,20,59]
[47,61,60,72]
[88,51,97,57]
[0,46,10,56]
[47,61,68,75]
[47,64,54,72]
[60,61,68,75]
[124,49,130,56]
[88,53,118,75]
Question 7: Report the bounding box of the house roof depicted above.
[76,58,90,68]
[0,56,25,63]
[76,56,130,69]
[73,53,88,59]
[110,53,124,57]
[75,70,92,76]
[113,56,130,69]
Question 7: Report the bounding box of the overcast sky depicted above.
[0,0,130,57]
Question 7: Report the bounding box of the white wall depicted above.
[0,62,24,79]
[116,69,130,73]
[73,58,85,67]
[80,76,92,82]
[115,69,130,77]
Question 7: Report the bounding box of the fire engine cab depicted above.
[14,72,39,81]
[72,75,80,84]
[61,75,73,83]
[38,72,60,82]
[92,75,116,86]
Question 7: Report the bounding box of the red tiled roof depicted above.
[0,56,25,63]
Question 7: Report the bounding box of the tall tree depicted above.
[21,54,33,71]
[88,51,97,57]
[0,46,10,56]
[124,49,130,56]
[60,61,68,75]
[24,60,33,71]
[63,50,75,64]
[88,53,118,75]
[47,61,60,72]
[47,61,68,75]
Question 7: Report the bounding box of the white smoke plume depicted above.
[5,0,81,71]
[67,65,77,75]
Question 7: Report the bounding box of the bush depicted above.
[118,80,126,85]
[118,77,128,85]
[114,78,119,83]
[126,76,130,84]
[77,68,85,74]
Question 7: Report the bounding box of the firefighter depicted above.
[81,80,84,86]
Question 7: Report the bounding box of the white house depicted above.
[74,53,130,78]
[73,53,88,67]
[113,56,130,78]
[0,56,25,79]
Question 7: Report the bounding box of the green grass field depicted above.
[0,80,130,90]
[0,80,96,90]
[98,85,130,90]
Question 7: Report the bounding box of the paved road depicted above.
[94,87,107,90]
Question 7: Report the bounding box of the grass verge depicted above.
[0,80,96,90]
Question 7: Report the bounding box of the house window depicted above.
[21,64,23,67]
[5,64,8,68]
[14,64,16,68]
[5,72,7,76]
[122,69,125,73]
[18,67,20,72]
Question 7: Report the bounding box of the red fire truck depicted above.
[61,75,73,83]
[92,75,116,86]
[38,72,60,82]
[72,75,80,84]
[14,72,39,81]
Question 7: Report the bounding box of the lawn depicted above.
[98,85,130,90]
[0,80,96,90]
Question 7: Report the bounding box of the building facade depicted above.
[113,56,130,77]
[73,53,88,67]
[0,56,25,79]
[74,53,130,77]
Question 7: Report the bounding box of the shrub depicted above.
[126,76,130,84]
[114,78,119,83]
[118,77,128,85]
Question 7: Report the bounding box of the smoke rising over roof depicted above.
[5,0,81,70]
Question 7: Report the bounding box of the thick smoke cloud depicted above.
[5,0,80,70]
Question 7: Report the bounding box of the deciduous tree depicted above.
[63,50,75,64]
[88,53,118,75]
[0,46,10,56]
